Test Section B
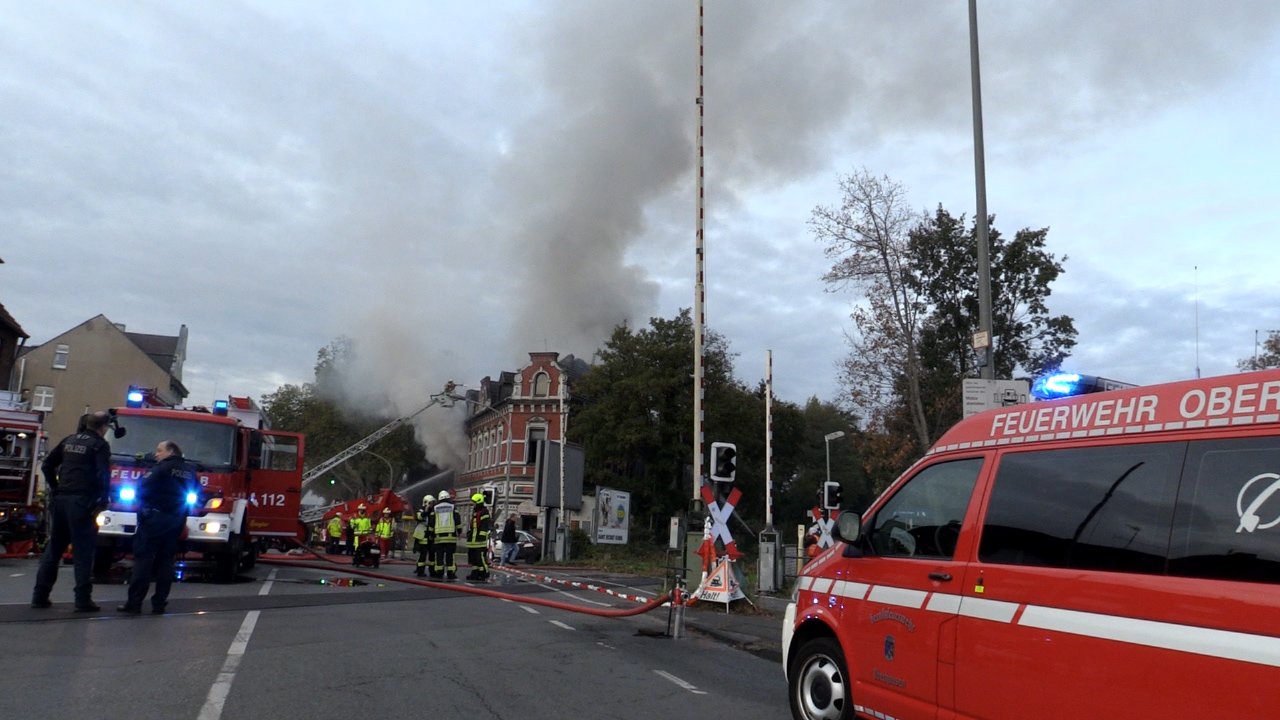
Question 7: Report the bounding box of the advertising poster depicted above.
[595,487,630,544]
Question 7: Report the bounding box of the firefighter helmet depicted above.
[471,492,485,504]
[358,503,367,511]
[381,507,390,514]
[437,490,450,500]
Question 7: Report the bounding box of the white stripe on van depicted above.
[867,585,928,609]
[958,596,1019,623]
[796,576,813,591]
[925,592,962,614]
[810,577,834,594]
[833,580,870,600]
[1018,605,1280,668]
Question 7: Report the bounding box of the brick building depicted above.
[455,351,586,530]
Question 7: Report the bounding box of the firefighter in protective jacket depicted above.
[349,504,373,564]
[414,495,434,577]
[327,512,344,555]
[465,492,492,582]
[428,490,459,580]
[374,508,395,559]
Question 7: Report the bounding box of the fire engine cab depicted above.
[95,393,304,580]
[784,369,1280,720]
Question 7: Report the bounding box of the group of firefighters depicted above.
[323,490,491,582]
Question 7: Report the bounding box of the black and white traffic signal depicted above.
[709,442,737,482]
[822,480,843,510]
[481,487,496,507]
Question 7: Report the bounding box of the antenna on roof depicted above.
[1194,265,1200,379]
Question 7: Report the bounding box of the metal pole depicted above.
[765,350,773,528]
[969,0,995,379]
[692,0,706,503]
[365,450,394,492]
[558,373,567,560]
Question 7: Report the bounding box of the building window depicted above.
[52,344,70,369]
[533,372,550,397]
[32,386,55,411]
[526,426,546,465]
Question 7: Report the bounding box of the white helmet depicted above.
[437,490,450,501]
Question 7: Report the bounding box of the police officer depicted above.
[118,440,188,615]
[428,490,459,580]
[465,492,492,582]
[413,494,434,577]
[349,504,372,565]
[327,512,345,555]
[32,410,113,611]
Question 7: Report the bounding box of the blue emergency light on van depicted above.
[118,485,137,502]
[186,491,199,507]
[1032,372,1083,399]
[126,389,145,407]
[1032,372,1139,400]
[212,399,229,416]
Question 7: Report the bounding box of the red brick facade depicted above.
[455,351,569,525]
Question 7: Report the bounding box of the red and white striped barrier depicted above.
[497,565,658,605]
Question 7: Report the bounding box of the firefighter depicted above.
[326,512,345,555]
[349,504,373,565]
[465,492,492,582]
[428,490,459,580]
[413,494,434,577]
[374,508,395,559]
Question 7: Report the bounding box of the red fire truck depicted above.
[95,396,304,580]
[0,407,45,554]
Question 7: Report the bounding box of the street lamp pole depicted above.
[365,450,394,492]
[824,431,845,489]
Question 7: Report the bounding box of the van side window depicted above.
[868,458,982,559]
[1169,436,1280,584]
[979,443,1181,574]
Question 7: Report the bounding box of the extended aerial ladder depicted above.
[297,382,464,524]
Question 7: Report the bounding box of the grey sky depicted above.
[4,1,1279,468]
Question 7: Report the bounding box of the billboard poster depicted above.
[595,487,630,545]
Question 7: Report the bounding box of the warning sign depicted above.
[693,557,746,604]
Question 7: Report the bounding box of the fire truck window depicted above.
[1168,436,1280,585]
[868,458,981,559]
[979,443,1181,574]
[260,435,299,471]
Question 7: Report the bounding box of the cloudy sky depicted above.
[3,1,1279,466]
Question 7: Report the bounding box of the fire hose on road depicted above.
[258,550,673,619]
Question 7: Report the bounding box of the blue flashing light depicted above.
[119,485,137,502]
[126,390,145,408]
[212,399,229,416]
[1032,373,1083,400]
[185,491,199,507]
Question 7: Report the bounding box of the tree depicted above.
[909,207,1077,440]
[1239,331,1280,371]
[815,172,1078,458]
[811,169,931,449]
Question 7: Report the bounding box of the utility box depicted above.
[758,529,782,593]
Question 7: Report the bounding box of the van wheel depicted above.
[789,637,852,720]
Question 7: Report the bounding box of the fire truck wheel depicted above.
[240,542,258,571]
[213,535,244,583]
[789,637,852,720]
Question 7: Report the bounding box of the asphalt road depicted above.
[0,554,788,720]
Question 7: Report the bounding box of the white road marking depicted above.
[197,611,261,720]
[596,641,615,650]
[536,582,612,607]
[257,569,278,596]
[654,669,708,695]
[520,605,540,614]
[549,620,575,631]
[9,573,24,577]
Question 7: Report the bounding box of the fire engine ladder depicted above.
[298,382,463,491]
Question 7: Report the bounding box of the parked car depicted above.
[490,529,542,564]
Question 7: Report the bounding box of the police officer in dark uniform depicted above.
[32,411,113,611]
[118,440,188,615]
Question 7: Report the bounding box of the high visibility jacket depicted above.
[350,515,373,537]
[375,518,394,539]
[327,517,343,538]
[466,507,491,549]
[431,502,458,542]
[413,523,428,542]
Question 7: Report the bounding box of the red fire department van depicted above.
[784,369,1280,719]
[95,401,304,580]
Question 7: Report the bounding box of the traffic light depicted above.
[481,487,496,506]
[710,442,737,482]
[822,480,842,510]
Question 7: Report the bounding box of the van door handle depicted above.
[928,572,952,582]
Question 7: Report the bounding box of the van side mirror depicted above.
[836,512,861,544]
